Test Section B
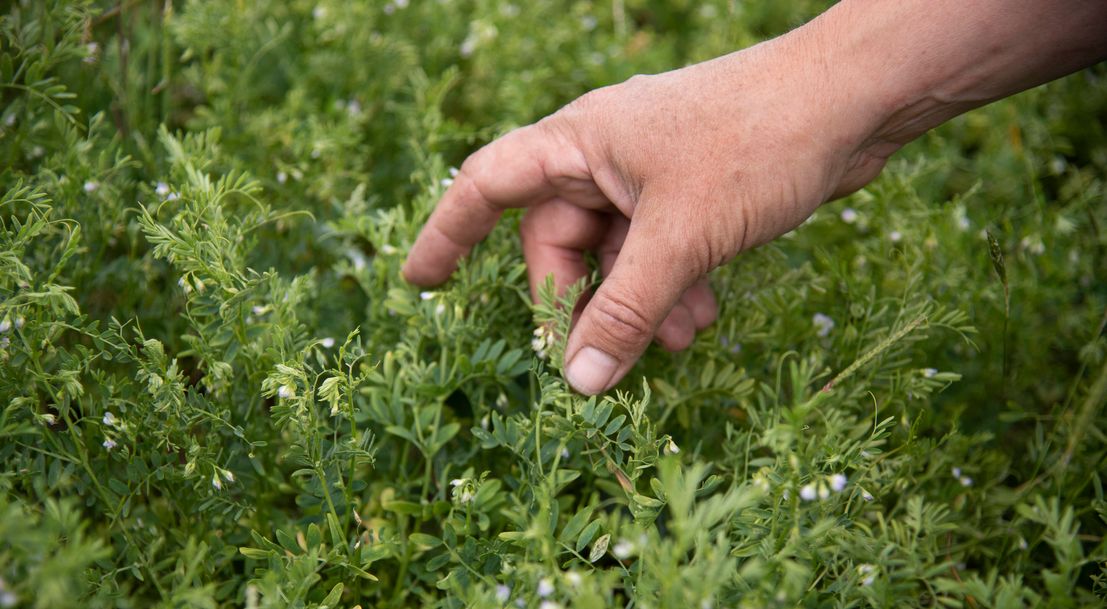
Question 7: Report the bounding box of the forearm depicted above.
[809,0,1107,156]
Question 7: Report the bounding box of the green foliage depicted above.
[2,0,1106,607]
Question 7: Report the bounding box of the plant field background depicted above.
[2,1,1106,607]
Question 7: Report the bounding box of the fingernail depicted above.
[565,347,619,395]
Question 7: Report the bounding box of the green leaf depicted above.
[409,533,442,548]
[589,533,611,563]
[238,547,271,560]
[320,583,343,608]
[560,507,593,544]
[576,521,602,553]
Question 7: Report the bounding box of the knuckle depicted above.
[587,291,655,351]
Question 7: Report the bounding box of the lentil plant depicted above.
[1,1,1106,608]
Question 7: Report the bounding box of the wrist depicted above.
[810,0,1107,157]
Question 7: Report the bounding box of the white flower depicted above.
[828,473,847,493]
[277,171,288,184]
[178,277,191,293]
[420,291,435,301]
[312,5,326,19]
[102,411,118,427]
[346,100,362,116]
[923,368,938,378]
[155,182,170,197]
[84,42,100,63]
[580,15,597,30]
[440,177,454,187]
[812,313,835,337]
[41,414,57,425]
[83,180,98,193]
[958,215,971,231]
[448,167,459,178]
[539,602,561,609]
[537,578,554,597]
[0,590,16,608]
[459,35,478,58]
[212,473,223,490]
[799,483,817,501]
[959,476,973,487]
[222,469,235,483]
[346,248,367,271]
[495,585,511,602]
[394,0,409,7]
[451,478,475,503]
[840,208,858,224]
[560,447,570,460]
[0,318,9,333]
[951,466,962,478]
[1018,537,1028,550]
[565,571,582,587]
[251,305,268,315]
[278,385,294,399]
[434,303,446,316]
[612,540,634,559]
[380,244,398,255]
[817,483,830,500]
[889,230,902,242]
[102,438,116,450]
[861,489,874,501]
[166,192,179,201]
[665,439,680,455]
[320,337,336,348]
[857,563,876,586]
[1020,236,1045,256]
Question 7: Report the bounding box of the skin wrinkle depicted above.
[586,288,658,351]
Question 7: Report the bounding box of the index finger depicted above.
[402,123,565,286]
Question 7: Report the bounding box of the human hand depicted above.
[403,27,891,395]
[403,0,1107,396]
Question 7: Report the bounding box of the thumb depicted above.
[563,211,701,395]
